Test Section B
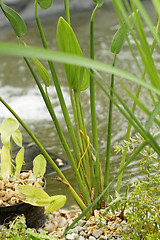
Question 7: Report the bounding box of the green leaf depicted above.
[33,154,46,178]
[91,0,104,7]
[32,58,50,87]
[152,0,160,17]
[37,0,53,9]
[0,2,26,37]
[111,11,136,54]
[16,185,66,212]
[0,118,19,145]
[15,147,24,177]
[1,145,11,179]
[12,129,22,147]
[57,17,89,91]
[16,185,49,206]
[44,195,66,214]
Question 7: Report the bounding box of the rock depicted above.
[92,228,104,238]
[78,236,85,240]
[43,222,57,233]
[88,236,96,240]
[56,217,67,228]
[78,219,86,227]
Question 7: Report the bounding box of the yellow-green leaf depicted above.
[16,185,49,206]
[44,195,66,214]
[15,147,24,177]
[111,12,136,54]
[33,154,46,178]
[12,129,22,147]
[32,58,50,87]
[57,17,89,91]
[0,118,19,145]
[1,145,11,179]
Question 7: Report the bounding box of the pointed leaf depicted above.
[111,11,136,54]
[32,58,50,87]
[12,129,22,147]
[15,147,24,177]
[44,195,66,214]
[33,154,46,178]
[0,118,19,145]
[0,2,26,37]
[16,185,49,206]
[38,0,53,9]
[1,145,11,179]
[91,0,104,7]
[57,17,89,91]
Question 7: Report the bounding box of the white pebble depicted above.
[89,236,96,240]
[57,217,67,228]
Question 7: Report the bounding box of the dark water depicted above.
[0,1,157,207]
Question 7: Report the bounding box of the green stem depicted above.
[24,57,91,207]
[90,3,100,204]
[64,0,70,25]
[0,97,87,212]
[74,90,92,190]
[104,54,117,201]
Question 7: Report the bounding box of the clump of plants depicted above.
[0,215,56,240]
[0,118,66,213]
[121,142,160,239]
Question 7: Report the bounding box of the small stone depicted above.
[2,191,14,202]
[0,181,4,190]
[106,234,112,239]
[78,236,85,240]
[78,219,86,227]
[99,236,108,240]
[8,197,19,205]
[92,228,103,238]
[65,234,75,239]
[43,222,57,233]
[79,230,86,236]
[57,217,67,228]
[20,172,30,179]
[0,199,3,206]
[5,182,14,189]
[48,214,54,221]
[72,226,83,234]
[88,236,96,240]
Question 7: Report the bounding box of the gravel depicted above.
[39,208,130,240]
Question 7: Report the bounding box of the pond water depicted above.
[0,1,158,208]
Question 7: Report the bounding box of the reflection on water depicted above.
[0,1,157,206]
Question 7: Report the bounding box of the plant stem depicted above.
[104,53,117,201]
[64,0,70,25]
[90,3,100,204]
[24,56,91,207]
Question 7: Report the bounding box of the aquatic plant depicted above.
[0,0,159,223]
